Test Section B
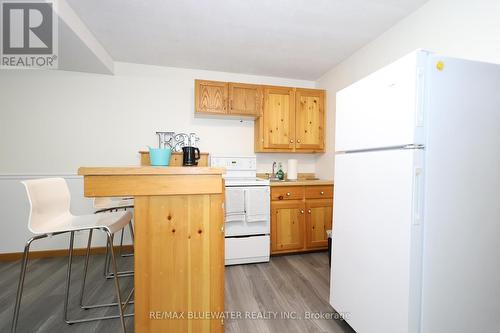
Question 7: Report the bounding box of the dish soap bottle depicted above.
[276,162,285,181]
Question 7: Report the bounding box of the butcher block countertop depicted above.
[78,166,224,176]
[77,166,225,197]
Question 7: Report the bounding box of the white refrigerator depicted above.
[330,50,500,333]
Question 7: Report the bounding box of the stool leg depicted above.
[79,229,135,309]
[79,229,93,308]
[11,234,48,333]
[120,221,134,258]
[107,231,127,333]
[105,222,134,279]
[65,230,134,324]
[118,229,125,256]
[63,232,76,324]
[128,222,134,243]
[103,238,110,277]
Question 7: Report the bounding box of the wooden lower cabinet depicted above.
[271,184,333,254]
[306,199,333,248]
[271,200,305,252]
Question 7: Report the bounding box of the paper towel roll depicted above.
[287,159,298,180]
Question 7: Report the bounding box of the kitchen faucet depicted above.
[270,161,278,180]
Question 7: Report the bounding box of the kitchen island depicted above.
[78,166,225,333]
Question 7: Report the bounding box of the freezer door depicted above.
[331,149,424,333]
[335,51,426,152]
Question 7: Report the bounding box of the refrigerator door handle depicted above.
[412,167,424,225]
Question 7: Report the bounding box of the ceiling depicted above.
[66,0,428,80]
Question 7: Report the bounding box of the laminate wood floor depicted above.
[0,251,355,333]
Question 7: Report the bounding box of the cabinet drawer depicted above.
[271,186,304,201]
[305,185,333,199]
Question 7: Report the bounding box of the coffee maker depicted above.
[182,146,200,166]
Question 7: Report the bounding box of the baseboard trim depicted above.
[0,245,134,262]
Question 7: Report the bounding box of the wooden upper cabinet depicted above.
[228,83,263,116]
[194,79,326,152]
[195,80,262,117]
[262,86,295,149]
[255,86,326,153]
[295,89,325,151]
[195,80,228,114]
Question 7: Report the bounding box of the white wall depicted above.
[0,175,107,253]
[316,0,500,179]
[0,63,317,253]
[0,63,317,174]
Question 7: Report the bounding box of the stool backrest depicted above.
[22,178,72,234]
[93,197,114,210]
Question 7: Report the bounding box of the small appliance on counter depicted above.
[210,155,270,265]
[182,146,200,166]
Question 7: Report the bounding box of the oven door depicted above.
[224,186,270,237]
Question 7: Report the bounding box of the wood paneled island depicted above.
[78,166,225,333]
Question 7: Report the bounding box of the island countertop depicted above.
[78,166,225,176]
[78,166,225,197]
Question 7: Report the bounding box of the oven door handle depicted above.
[226,211,246,216]
[243,189,247,214]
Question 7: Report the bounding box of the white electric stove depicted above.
[210,156,270,265]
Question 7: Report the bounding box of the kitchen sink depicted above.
[269,178,319,182]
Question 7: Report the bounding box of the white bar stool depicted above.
[93,197,134,279]
[77,197,136,311]
[11,178,134,333]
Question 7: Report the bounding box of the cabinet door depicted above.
[228,83,263,116]
[271,201,305,253]
[263,86,296,149]
[295,89,325,151]
[195,80,228,114]
[305,199,333,248]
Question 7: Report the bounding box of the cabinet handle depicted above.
[297,139,301,143]
[308,209,312,214]
[290,139,294,143]
[320,191,324,195]
[286,192,291,196]
[221,225,224,233]
[300,209,304,214]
